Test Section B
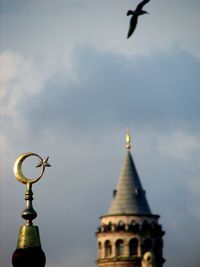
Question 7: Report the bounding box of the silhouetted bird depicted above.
[127,0,150,38]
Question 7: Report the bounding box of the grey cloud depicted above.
[22,46,200,133]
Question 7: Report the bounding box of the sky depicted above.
[0,0,200,266]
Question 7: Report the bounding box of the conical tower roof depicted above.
[108,130,151,215]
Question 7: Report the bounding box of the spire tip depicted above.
[126,128,131,150]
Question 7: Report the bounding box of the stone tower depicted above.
[96,130,165,267]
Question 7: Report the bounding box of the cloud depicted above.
[16,46,200,134]
[1,0,200,59]
[0,52,46,120]
[188,177,200,220]
[0,50,75,130]
[158,130,200,161]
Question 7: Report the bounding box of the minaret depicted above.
[12,153,51,267]
[96,130,165,267]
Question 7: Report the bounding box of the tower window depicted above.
[116,239,124,256]
[116,220,125,231]
[98,242,102,259]
[128,221,140,233]
[142,220,151,233]
[129,238,138,256]
[98,242,102,249]
[141,238,153,255]
[105,240,112,257]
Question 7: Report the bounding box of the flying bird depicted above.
[127,0,150,39]
[36,156,51,168]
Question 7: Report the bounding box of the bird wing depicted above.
[127,16,138,38]
[136,0,150,11]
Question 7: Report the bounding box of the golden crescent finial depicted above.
[13,152,50,185]
[126,128,131,150]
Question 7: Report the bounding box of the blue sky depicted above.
[1,1,200,267]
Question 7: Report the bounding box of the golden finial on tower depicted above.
[126,128,131,150]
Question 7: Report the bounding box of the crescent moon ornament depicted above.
[13,152,51,252]
[14,152,50,185]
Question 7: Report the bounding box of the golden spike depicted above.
[126,128,131,150]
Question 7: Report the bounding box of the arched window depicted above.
[106,222,112,231]
[98,242,102,258]
[128,221,140,233]
[116,221,125,231]
[129,238,138,256]
[116,239,124,256]
[142,220,151,233]
[141,238,153,255]
[130,220,136,225]
[118,220,124,226]
[105,240,112,257]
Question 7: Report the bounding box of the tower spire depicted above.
[126,128,131,150]
[96,131,165,267]
[108,131,152,215]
